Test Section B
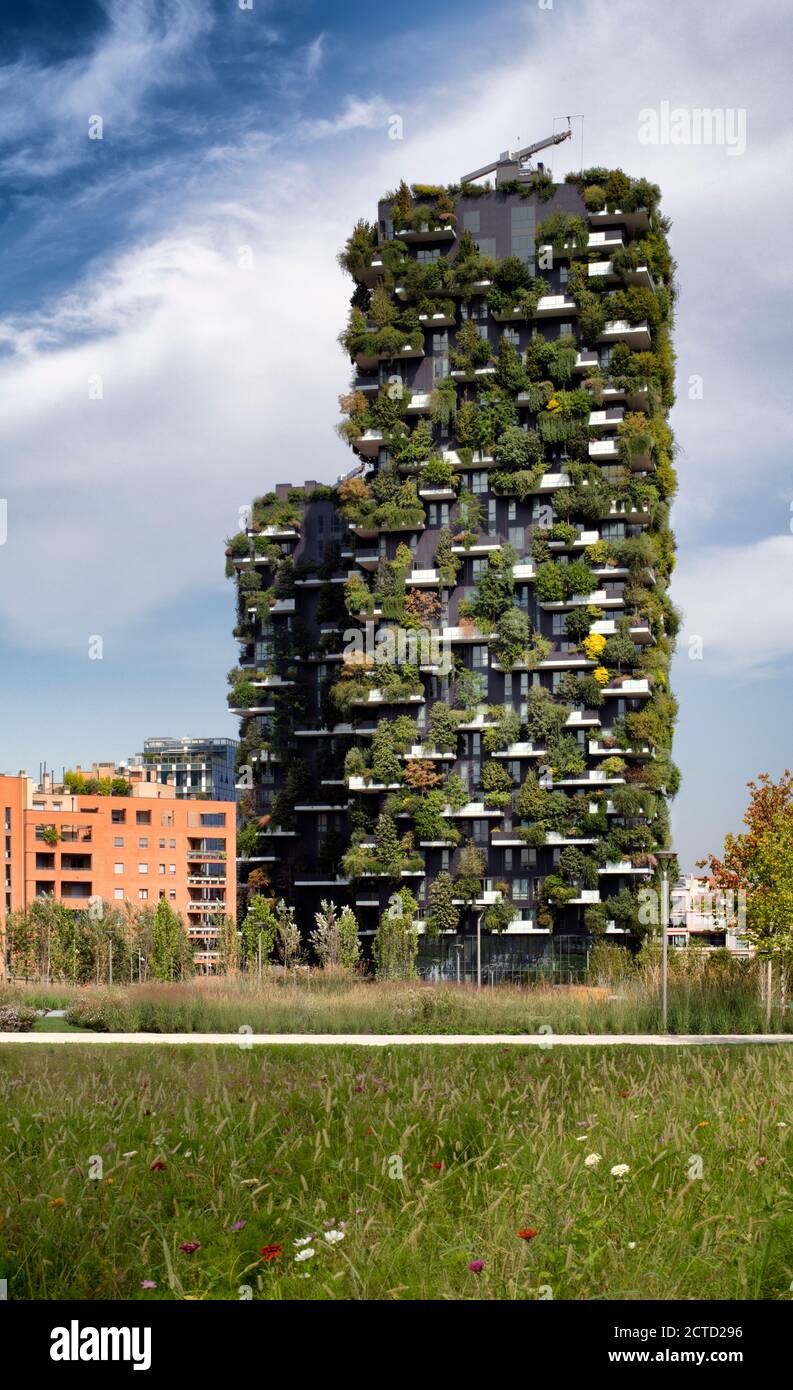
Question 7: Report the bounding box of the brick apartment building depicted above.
[0,763,236,975]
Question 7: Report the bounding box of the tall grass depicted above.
[1,1044,792,1300]
[0,957,786,1035]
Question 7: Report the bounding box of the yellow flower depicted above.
[105,1177,115,1184]
[583,633,607,661]
[48,1197,66,1208]
[695,1121,709,1129]
[593,666,609,685]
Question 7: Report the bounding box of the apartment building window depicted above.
[159,838,165,848]
[461,296,487,322]
[139,889,148,901]
[508,525,524,551]
[114,888,124,900]
[138,837,148,848]
[511,205,534,265]
[138,863,148,875]
[472,645,488,669]
[558,322,574,337]
[114,863,124,875]
[416,246,440,263]
[476,237,497,258]
[472,820,489,846]
[111,809,126,824]
[114,836,123,847]
[169,889,176,901]
[470,470,488,495]
[169,838,176,849]
[513,878,530,900]
[502,327,519,346]
[488,499,497,531]
[427,503,450,527]
[552,612,568,637]
[169,865,176,876]
[200,813,226,827]
[135,810,151,826]
[159,864,165,875]
[463,211,480,234]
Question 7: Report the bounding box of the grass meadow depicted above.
[1,963,787,1036]
[1,1043,792,1301]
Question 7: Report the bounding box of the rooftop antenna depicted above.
[460,123,572,187]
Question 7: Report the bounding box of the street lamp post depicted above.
[476,910,483,990]
[655,851,676,1033]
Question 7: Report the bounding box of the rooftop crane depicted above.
[460,125,572,187]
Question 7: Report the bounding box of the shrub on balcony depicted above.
[337,219,378,277]
[601,756,627,777]
[534,562,565,603]
[229,681,260,709]
[345,575,374,617]
[536,211,589,255]
[490,607,531,670]
[584,904,609,937]
[435,526,461,586]
[548,733,586,778]
[602,634,638,671]
[543,874,577,907]
[482,705,521,755]
[413,790,459,844]
[483,892,514,933]
[449,319,493,372]
[371,722,404,785]
[237,824,260,858]
[582,184,606,211]
[419,454,457,489]
[493,424,542,471]
[427,701,462,753]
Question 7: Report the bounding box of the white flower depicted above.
[293,1235,314,1247]
[611,1164,630,1179]
[628,1242,637,1249]
[294,1248,315,1262]
[584,1152,602,1169]
[324,1229,345,1244]
[122,1151,138,1159]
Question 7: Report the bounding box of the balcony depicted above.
[418,485,456,502]
[405,391,433,414]
[572,350,599,375]
[587,206,651,234]
[449,365,496,383]
[599,861,653,876]
[406,567,441,587]
[609,498,651,523]
[270,597,296,615]
[601,678,651,698]
[492,741,546,759]
[588,408,624,431]
[355,429,385,457]
[350,689,425,707]
[354,548,380,570]
[354,342,424,370]
[403,745,455,762]
[354,255,385,287]
[589,740,652,759]
[418,309,455,328]
[598,320,652,350]
[534,293,577,318]
[393,223,456,243]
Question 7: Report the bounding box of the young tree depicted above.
[701,771,793,962]
[338,906,361,970]
[240,894,278,973]
[275,899,304,969]
[373,888,419,980]
[151,899,190,981]
[426,871,459,940]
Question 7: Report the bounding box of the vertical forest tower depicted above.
[227,148,679,977]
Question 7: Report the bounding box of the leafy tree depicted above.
[150,899,191,982]
[373,888,418,979]
[701,771,793,961]
[374,813,403,876]
[240,894,278,971]
[426,871,459,940]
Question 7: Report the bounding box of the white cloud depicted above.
[675,535,793,675]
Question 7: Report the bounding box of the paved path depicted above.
[3,1032,793,1046]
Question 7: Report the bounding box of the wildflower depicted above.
[48,1197,65,1208]
[230,1221,247,1232]
[294,1248,315,1262]
[324,1229,345,1244]
[695,1121,709,1130]
[517,1228,538,1241]
[322,1219,337,1229]
[431,1161,444,1170]
[294,1235,313,1247]
[105,1178,114,1185]
[149,1160,166,1172]
[611,1164,630,1179]
[260,1243,282,1261]
[179,1241,201,1254]
[122,1151,138,1159]
[141,1280,157,1290]
[584,1153,602,1169]
[628,1242,637,1250]
[468,1260,485,1274]
[755,1156,768,1168]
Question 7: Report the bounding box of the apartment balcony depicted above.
[572,349,600,375]
[270,597,296,615]
[355,429,385,457]
[457,712,499,731]
[543,831,598,846]
[188,875,227,886]
[355,342,424,370]
[587,228,627,251]
[418,309,455,328]
[587,206,651,234]
[589,740,653,759]
[347,776,402,793]
[492,742,547,759]
[257,524,300,542]
[443,448,494,470]
[449,365,496,383]
[354,254,385,287]
[418,485,456,502]
[567,889,602,904]
[541,589,623,612]
[629,620,653,644]
[490,305,534,323]
[588,259,620,283]
[406,567,441,587]
[566,709,602,728]
[602,382,650,411]
[451,540,502,557]
[350,690,425,707]
[354,548,380,570]
[598,320,652,350]
[534,470,571,494]
[609,498,651,523]
[553,769,626,788]
[392,223,456,243]
[405,391,433,414]
[547,528,600,552]
[447,802,504,819]
[512,562,535,581]
[403,745,455,762]
[535,651,592,671]
[187,900,227,914]
[600,678,651,698]
[534,293,577,318]
[599,861,653,876]
[352,374,380,394]
[294,876,352,888]
[588,409,624,431]
[441,624,489,644]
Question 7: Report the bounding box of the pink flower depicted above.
[179,1241,201,1254]
[230,1221,246,1231]
[140,1280,157,1290]
[468,1260,485,1274]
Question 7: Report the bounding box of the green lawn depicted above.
[1,1044,792,1301]
[31,1016,90,1033]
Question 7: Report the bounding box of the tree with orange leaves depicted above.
[700,770,793,960]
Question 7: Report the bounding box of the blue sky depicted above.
[1,0,792,869]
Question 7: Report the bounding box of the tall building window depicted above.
[510,205,535,266]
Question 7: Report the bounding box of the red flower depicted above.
[468,1260,485,1274]
[517,1228,539,1241]
[431,1161,444,1170]
[260,1244,282,1262]
[149,1160,166,1171]
[179,1241,201,1254]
